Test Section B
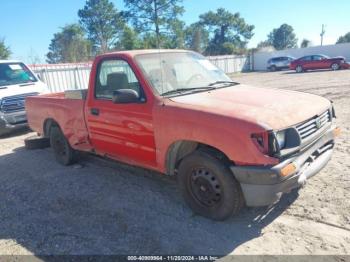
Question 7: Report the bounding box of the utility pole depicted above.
[320,24,326,46]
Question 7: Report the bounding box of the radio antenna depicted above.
[157,37,165,102]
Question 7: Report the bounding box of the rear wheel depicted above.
[50,126,77,166]
[331,63,340,71]
[296,65,303,73]
[177,150,243,221]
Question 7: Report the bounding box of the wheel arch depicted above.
[165,140,233,176]
[43,118,60,137]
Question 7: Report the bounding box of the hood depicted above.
[169,85,331,130]
[332,56,346,60]
[0,81,48,99]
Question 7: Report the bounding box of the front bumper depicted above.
[0,111,28,136]
[231,125,337,206]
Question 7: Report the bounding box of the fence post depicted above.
[38,69,44,82]
[74,67,79,90]
[43,68,53,93]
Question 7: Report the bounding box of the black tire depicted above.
[270,65,277,72]
[296,65,303,73]
[50,126,77,166]
[331,63,340,71]
[24,135,50,150]
[177,150,244,221]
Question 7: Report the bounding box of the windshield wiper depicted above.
[161,81,239,96]
[208,81,238,87]
[161,86,216,96]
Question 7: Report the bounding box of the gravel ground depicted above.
[0,69,349,257]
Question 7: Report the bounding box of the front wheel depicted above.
[50,126,77,166]
[331,63,340,71]
[296,65,304,73]
[177,150,244,221]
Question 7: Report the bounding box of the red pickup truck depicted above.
[26,50,340,220]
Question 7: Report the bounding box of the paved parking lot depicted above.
[0,69,349,256]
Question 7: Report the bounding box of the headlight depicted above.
[276,130,286,149]
[252,128,300,158]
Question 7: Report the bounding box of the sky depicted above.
[1,0,349,63]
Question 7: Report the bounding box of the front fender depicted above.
[153,103,278,173]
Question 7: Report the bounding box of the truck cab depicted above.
[0,60,48,136]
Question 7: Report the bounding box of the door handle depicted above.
[91,108,100,116]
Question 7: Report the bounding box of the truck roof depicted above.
[102,49,191,58]
[0,60,21,64]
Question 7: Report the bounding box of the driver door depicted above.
[85,58,157,168]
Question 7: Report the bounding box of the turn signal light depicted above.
[280,163,296,177]
[333,127,341,137]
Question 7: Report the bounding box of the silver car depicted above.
[267,56,295,71]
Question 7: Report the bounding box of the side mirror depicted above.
[112,89,140,104]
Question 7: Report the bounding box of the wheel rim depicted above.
[52,134,67,157]
[332,64,339,70]
[189,167,222,207]
[297,66,302,72]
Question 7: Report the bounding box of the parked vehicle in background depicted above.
[26,50,339,221]
[267,56,295,71]
[290,54,350,73]
[0,60,48,136]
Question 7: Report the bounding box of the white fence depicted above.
[30,55,250,93]
[30,63,92,92]
[252,42,350,71]
[208,55,251,74]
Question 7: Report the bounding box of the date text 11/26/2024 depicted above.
[127,256,219,261]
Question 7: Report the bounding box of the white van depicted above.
[0,60,48,136]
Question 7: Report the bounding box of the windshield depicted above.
[135,52,233,96]
[0,62,37,87]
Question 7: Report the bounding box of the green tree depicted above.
[185,23,209,53]
[255,41,275,52]
[336,32,350,44]
[0,38,11,59]
[300,38,311,48]
[46,24,92,64]
[199,8,254,55]
[257,40,271,48]
[123,0,185,48]
[267,24,298,50]
[116,26,141,50]
[140,33,159,49]
[78,0,124,53]
[164,19,186,49]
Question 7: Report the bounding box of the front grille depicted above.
[296,109,331,140]
[0,92,39,113]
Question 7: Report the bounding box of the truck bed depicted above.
[25,91,92,151]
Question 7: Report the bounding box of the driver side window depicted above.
[95,59,143,100]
